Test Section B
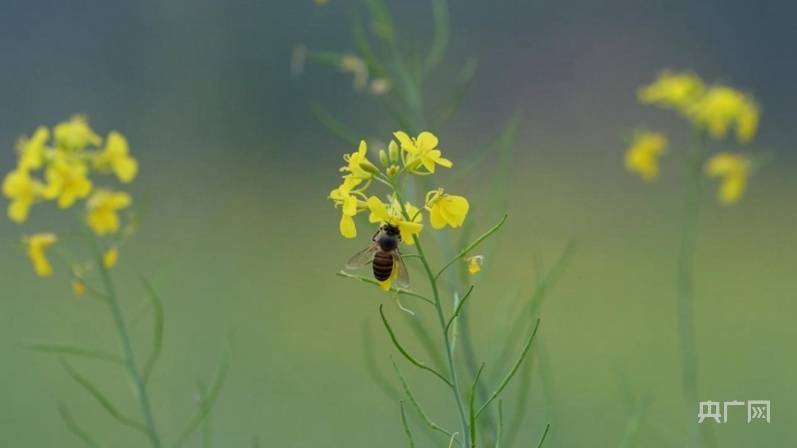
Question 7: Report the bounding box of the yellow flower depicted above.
[367,196,423,244]
[339,54,369,91]
[43,155,93,208]
[95,132,138,183]
[466,255,484,275]
[17,126,50,171]
[103,248,119,269]
[86,190,132,235]
[72,280,86,297]
[427,192,469,229]
[2,168,44,223]
[54,115,101,151]
[638,71,705,112]
[624,132,668,181]
[393,131,453,173]
[24,233,57,277]
[329,176,363,238]
[705,153,751,205]
[688,86,759,143]
[341,140,374,181]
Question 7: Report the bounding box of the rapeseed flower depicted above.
[24,233,57,277]
[17,127,49,171]
[53,115,101,151]
[103,248,119,268]
[86,190,132,235]
[466,255,484,275]
[393,131,452,174]
[330,176,365,238]
[94,132,138,183]
[638,71,705,113]
[705,153,751,205]
[688,86,759,143]
[367,196,423,244]
[624,132,667,181]
[425,190,469,229]
[2,168,44,223]
[43,155,93,208]
[341,140,375,181]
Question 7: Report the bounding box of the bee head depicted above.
[382,224,400,236]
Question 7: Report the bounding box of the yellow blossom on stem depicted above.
[54,115,101,151]
[638,71,705,113]
[466,255,484,275]
[17,126,50,171]
[341,140,375,181]
[72,280,87,297]
[688,86,759,143]
[426,190,469,229]
[393,131,453,173]
[624,132,668,181]
[2,168,44,223]
[95,132,138,183]
[329,176,364,238]
[43,156,93,208]
[86,190,132,235]
[367,196,423,244]
[24,233,57,277]
[103,247,119,268]
[705,153,751,205]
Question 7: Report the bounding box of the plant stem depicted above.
[412,236,470,447]
[676,134,714,448]
[96,244,162,448]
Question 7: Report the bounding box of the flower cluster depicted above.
[328,131,469,244]
[627,71,758,204]
[2,116,138,278]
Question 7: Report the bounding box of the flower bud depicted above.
[358,160,381,175]
[388,140,400,162]
[386,165,400,177]
[379,149,389,167]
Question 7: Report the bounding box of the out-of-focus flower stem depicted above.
[676,133,716,448]
[94,239,162,448]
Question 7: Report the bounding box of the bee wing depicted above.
[393,252,410,290]
[345,243,379,270]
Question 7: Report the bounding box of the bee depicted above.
[346,223,409,289]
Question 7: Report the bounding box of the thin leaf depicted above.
[337,271,433,305]
[436,59,478,128]
[495,400,503,448]
[352,13,387,78]
[445,285,475,334]
[361,321,400,400]
[435,215,508,280]
[24,343,124,365]
[476,319,541,417]
[58,405,100,448]
[399,401,415,448]
[364,0,396,46]
[537,424,551,448]
[60,360,148,434]
[141,278,164,385]
[311,103,361,146]
[392,360,454,439]
[423,0,449,75]
[468,363,486,448]
[173,340,233,447]
[379,304,452,387]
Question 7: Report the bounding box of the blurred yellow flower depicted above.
[705,153,751,205]
[95,132,138,183]
[638,71,705,112]
[339,54,368,92]
[341,140,374,181]
[466,255,484,275]
[86,190,131,235]
[367,196,423,244]
[688,86,759,143]
[24,233,57,277]
[43,156,93,208]
[624,132,668,181]
[2,168,44,223]
[394,131,453,173]
[72,280,86,297]
[427,192,469,229]
[54,115,101,151]
[329,176,362,238]
[103,248,119,269]
[17,126,49,171]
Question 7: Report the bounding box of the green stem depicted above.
[676,134,714,448]
[95,243,162,448]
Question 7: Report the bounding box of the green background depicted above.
[0,0,795,446]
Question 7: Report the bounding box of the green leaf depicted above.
[399,401,415,448]
[537,424,551,448]
[468,363,486,447]
[60,360,148,434]
[337,271,433,305]
[24,343,124,365]
[392,360,454,439]
[140,278,164,385]
[476,319,541,418]
[423,0,449,75]
[435,215,508,280]
[379,305,452,387]
[58,405,101,448]
[311,103,361,146]
[445,286,475,334]
[495,400,503,448]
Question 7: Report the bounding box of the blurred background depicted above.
[0,0,795,446]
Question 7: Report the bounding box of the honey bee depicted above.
[346,223,409,289]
